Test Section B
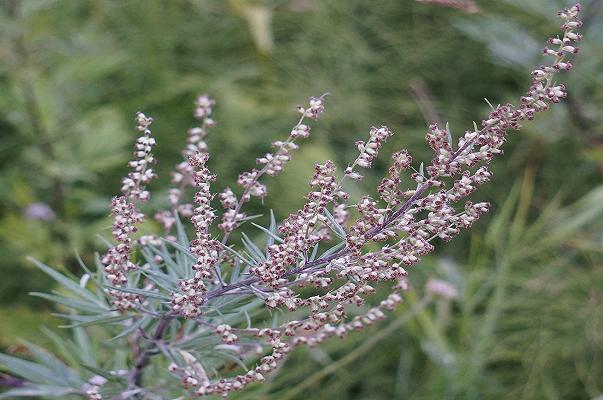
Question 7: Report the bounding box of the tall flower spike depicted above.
[121,112,157,202]
[378,149,413,207]
[219,94,327,237]
[171,152,219,319]
[156,95,217,233]
[344,126,394,182]
[102,112,157,311]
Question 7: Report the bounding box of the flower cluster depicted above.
[168,351,210,390]
[345,126,394,181]
[250,160,339,288]
[102,113,157,311]
[219,95,327,235]
[93,5,582,398]
[83,376,107,400]
[164,281,404,397]
[215,324,239,344]
[378,149,413,206]
[171,152,219,319]
[183,7,579,394]
[121,112,157,202]
[156,95,216,233]
[297,96,325,120]
[102,197,144,308]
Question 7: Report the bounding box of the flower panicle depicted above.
[177,8,581,396]
[94,4,582,397]
[156,95,217,234]
[103,112,158,311]
[219,95,328,235]
[121,112,157,202]
[171,152,220,319]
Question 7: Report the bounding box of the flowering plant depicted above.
[0,4,583,399]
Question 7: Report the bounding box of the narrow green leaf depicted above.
[209,349,248,370]
[0,353,56,385]
[40,328,79,368]
[27,257,102,305]
[20,341,83,386]
[309,243,320,261]
[80,364,125,383]
[319,242,345,260]
[102,285,171,300]
[174,212,190,248]
[216,242,256,267]
[140,269,177,292]
[485,179,520,247]
[230,259,242,283]
[239,214,263,222]
[268,210,277,247]
[244,310,252,329]
[110,316,149,341]
[74,327,97,368]
[250,222,283,244]
[241,233,266,263]
[472,120,479,133]
[74,251,94,277]
[271,311,280,328]
[142,246,177,278]
[174,212,193,277]
[323,208,345,239]
[155,243,187,278]
[57,313,133,328]
[0,385,78,399]
[29,292,108,313]
[95,234,113,249]
[161,238,196,261]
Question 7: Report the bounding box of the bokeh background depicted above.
[0,0,602,398]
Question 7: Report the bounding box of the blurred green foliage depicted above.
[0,0,601,398]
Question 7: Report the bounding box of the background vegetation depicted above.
[0,0,601,398]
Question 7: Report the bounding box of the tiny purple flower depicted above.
[23,202,55,222]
